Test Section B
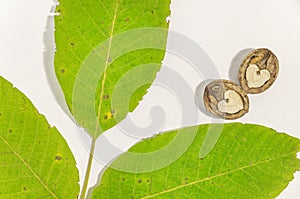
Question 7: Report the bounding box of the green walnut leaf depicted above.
[55,1,171,197]
[0,76,79,198]
[91,123,300,198]
[54,0,171,137]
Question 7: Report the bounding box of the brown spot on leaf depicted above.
[104,110,117,120]
[138,179,142,183]
[61,69,65,73]
[103,94,110,100]
[23,187,27,191]
[125,18,130,21]
[9,129,12,133]
[184,178,189,184]
[55,156,62,161]
[70,43,75,46]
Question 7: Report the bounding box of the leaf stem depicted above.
[80,137,96,199]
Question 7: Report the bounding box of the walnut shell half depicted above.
[203,80,249,120]
[238,48,279,94]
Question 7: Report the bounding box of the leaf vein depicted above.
[140,152,295,199]
[0,135,58,199]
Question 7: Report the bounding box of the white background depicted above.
[0,0,300,198]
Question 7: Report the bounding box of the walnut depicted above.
[203,80,249,120]
[238,48,279,94]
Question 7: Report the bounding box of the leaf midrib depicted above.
[80,1,121,198]
[141,152,295,199]
[95,0,120,137]
[0,135,58,199]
